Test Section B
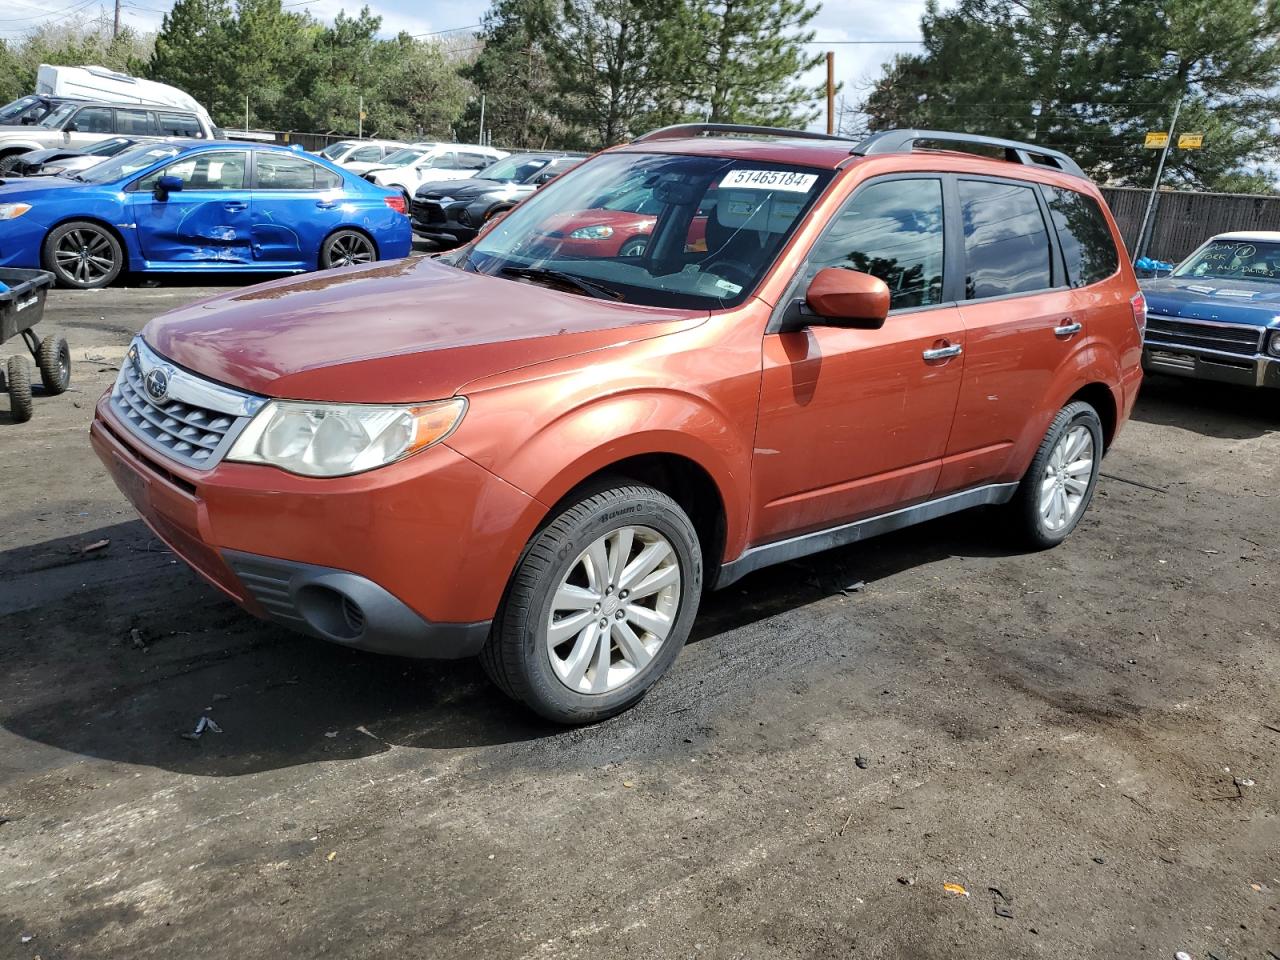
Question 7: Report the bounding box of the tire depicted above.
[37,335,71,395]
[618,236,648,257]
[7,355,33,423]
[41,221,123,289]
[320,229,377,269]
[1008,400,1104,549]
[481,482,703,724]
[0,152,26,175]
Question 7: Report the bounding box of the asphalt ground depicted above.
[0,267,1277,960]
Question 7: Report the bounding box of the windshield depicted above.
[85,137,133,156]
[478,155,549,182]
[38,103,78,128]
[462,151,831,309]
[77,144,183,183]
[380,148,425,166]
[319,142,352,160]
[1173,239,1280,283]
[0,95,43,124]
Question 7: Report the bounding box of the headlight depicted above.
[0,203,31,220]
[1269,331,1280,357]
[226,397,466,477]
[569,224,614,240]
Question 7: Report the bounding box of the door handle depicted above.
[316,200,338,209]
[922,343,963,361]
[223,202,247,212]
[1054,320,1083,337]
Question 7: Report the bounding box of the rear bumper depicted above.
[1142,343,1280,388]
[90,395,540,658]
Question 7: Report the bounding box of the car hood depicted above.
[143,256,708,403]
[415,178,527,200]
[1142,276,1280,328]
[0,174,87,195]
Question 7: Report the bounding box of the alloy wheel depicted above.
[54,228,115,285]
[546,525,682,694]
[329,233,375,267]
[1039,424,1095,532]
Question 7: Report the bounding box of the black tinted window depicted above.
[807,178,945,310]
[1042,186,1119,287]
[253,153,336,189]
[74,107,114,133]
[155,112,201,137]
[115,109,153,135]
[959,180,1053,299]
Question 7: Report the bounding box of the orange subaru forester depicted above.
[92,125,1145,723]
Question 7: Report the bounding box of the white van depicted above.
[35,65,216,132]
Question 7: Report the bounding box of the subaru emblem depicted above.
[144,367,170,403]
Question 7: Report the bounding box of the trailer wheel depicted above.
[7,355,33,423]
[37,335,71,395]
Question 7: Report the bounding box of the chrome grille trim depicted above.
[1144,314,1266,357]
[109,337,266,470]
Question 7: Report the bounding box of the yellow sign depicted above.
[1144,132,1169,149]
[1178,133,1204,149]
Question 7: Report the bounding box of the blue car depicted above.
[1142,231,1280,390]
[0,140,413,289]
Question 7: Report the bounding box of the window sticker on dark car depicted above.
[1043,186,1119,287]
[805,178,945,310]
[959,179,1053,299]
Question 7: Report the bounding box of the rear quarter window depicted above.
[1042,186,1119,287]
[959,179,1054,299]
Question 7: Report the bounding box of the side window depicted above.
[253,152,333,189]
[315,165,342,190]
[1042,186,1119,287]
[462,152,492,169]
[137,151,248,191]
[805,178,945,310]
[114,109,154,135]
[347,145,382,163]
[154,112,201,138]
[73,106,114,133]
[959,179,1053,299]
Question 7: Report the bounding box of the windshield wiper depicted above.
[499,266,625,301]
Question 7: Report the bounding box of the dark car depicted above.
[6,136,156,177]
[0,94,85,127]
[411,152,585,246]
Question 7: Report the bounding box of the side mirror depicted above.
[804,267,890,329]
[154,175,184,199]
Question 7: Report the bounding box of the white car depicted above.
[340,141,436,176]
[365,143,509,200]
[316,139,408,171]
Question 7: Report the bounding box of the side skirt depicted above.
[713,481,1019,589]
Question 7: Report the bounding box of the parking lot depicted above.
[1,275,1278,959]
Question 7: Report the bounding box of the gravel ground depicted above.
[0,273,1277,960]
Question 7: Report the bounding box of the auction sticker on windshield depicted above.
[719,169,818,192]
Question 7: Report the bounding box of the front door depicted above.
[752,176,965,543]
[132,150,253,265]
[248,151,346,267]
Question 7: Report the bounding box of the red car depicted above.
[93,124,1143,723]
[525,185,708,258]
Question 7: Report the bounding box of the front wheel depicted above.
[481,482,703,724]
[37,335,71,394]
[1008,400,1104,549]
[6,355,33,423]
[42,221,123,289]
[320,230,377,269]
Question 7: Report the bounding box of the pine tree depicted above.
[147,0,235,120]
[463,0,561,148]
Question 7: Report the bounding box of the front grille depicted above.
[1145,315,1265,357]
[411,199,446,224]
[228,556,307,626]
[109,337,264,470]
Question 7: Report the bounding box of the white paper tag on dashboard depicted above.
[720,169,818,193]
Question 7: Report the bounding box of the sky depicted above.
[3,0,943,133]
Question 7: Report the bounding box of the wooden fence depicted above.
[1100,186,1280,263]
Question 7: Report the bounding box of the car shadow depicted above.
[0,506,1021,779]
[1132,373,1279,439]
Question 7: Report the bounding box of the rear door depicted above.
[131,150,253,265]
[752,175,967,541]
[249,151,346,267]
[113,108,154,138]
[939,176,1075,493]
[64,105,115,148]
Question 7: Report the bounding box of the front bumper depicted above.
[91,393,541,658]
[0,215,46,269]
[1142,344,1280,388]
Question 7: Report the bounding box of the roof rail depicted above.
[633,123,853,144]
[853,129,1086,178]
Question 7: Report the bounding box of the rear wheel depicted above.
[481,482,703,724]
[6,355,33,423]
[0,152,26,175]
[37,335,71,394]
[320,230,377,269]
[42,221,123,289]
[1008,401,1103,548]
[618,235,648,257]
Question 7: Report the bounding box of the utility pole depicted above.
[113,0,120,38]
[1135,96,1183,262]
[825,52,835,135]
[478,95,486,147]
[244,95,249,132]
[358,95,363,139]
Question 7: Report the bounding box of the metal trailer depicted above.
[0,268,67,423]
